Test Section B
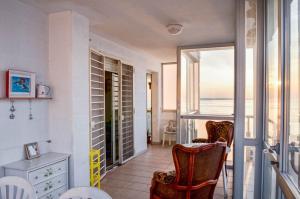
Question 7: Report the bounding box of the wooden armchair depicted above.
[193,121,234,197]
[193,121,234,158]
[150,142,227,199]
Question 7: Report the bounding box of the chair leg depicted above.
[222,164,228,198]
[225,162,228,177]
[162,133,165,146]
[169,134,171,146]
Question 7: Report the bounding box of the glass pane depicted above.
[181,47,234,115]
[265,0,281,146]
[180,55,199,114]
[162,63,177,110]
[243,146,255,199]
[287,0,300,190]
[181,56,188,113]
[199,48,234,115]
[245,0,257,139]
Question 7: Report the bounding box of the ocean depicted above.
[195,98,300,143]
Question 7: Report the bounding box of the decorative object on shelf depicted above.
[29,100,33,120]
[9,100,15,119]
[24,142,40,160]
[36,84,52,99]
[6,70,36,99]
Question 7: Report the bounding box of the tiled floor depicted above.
[101,144,233,199]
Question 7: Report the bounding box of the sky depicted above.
[198,48,235,99]
[166,1,299,108]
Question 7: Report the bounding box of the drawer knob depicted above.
[48,181,53,189]
[48,168,53,175]
[46,194,53,199]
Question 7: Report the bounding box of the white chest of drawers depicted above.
[3,152,70,199]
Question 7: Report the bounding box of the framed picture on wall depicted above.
[6,70,36,98]
[24,142,40,160]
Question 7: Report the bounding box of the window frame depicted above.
[262,0,300,198]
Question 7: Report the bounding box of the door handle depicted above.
[270,160,279,167]
[270,143,280,155]
[263,148,279,168]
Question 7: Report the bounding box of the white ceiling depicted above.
[20,0,236,62]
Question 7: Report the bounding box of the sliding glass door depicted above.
[235,0,265,198]
[263,0,282,197]
[262,0,300,198]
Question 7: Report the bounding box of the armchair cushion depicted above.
[153,171,176,184]
[206,121,234,147]
[151,171,184,199]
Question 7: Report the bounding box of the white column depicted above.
[49,11,90,187]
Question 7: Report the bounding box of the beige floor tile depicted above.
[101,144,233,199]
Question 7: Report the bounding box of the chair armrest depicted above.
[152,171,176,185]
[192,138,209,143]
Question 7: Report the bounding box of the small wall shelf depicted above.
[0,97,52,101]
[1,97,52,120]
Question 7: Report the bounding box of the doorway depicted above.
[105,71,120,169]
[146,73,152,144]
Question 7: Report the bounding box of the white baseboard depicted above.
[134,148,147,157]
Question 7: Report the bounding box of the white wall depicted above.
[0,0,165,182]
[0,0,49,176]
[90,33,162,154]
[49,11,90,187]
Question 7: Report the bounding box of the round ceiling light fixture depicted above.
[166,24,183,35]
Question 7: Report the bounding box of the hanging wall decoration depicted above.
[28,100,33,120]
[6,70,36,99]
[9,100,15,119]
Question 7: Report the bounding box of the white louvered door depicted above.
[119,63,134,163]
[89,51,134,170]
[89,50,106,177]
